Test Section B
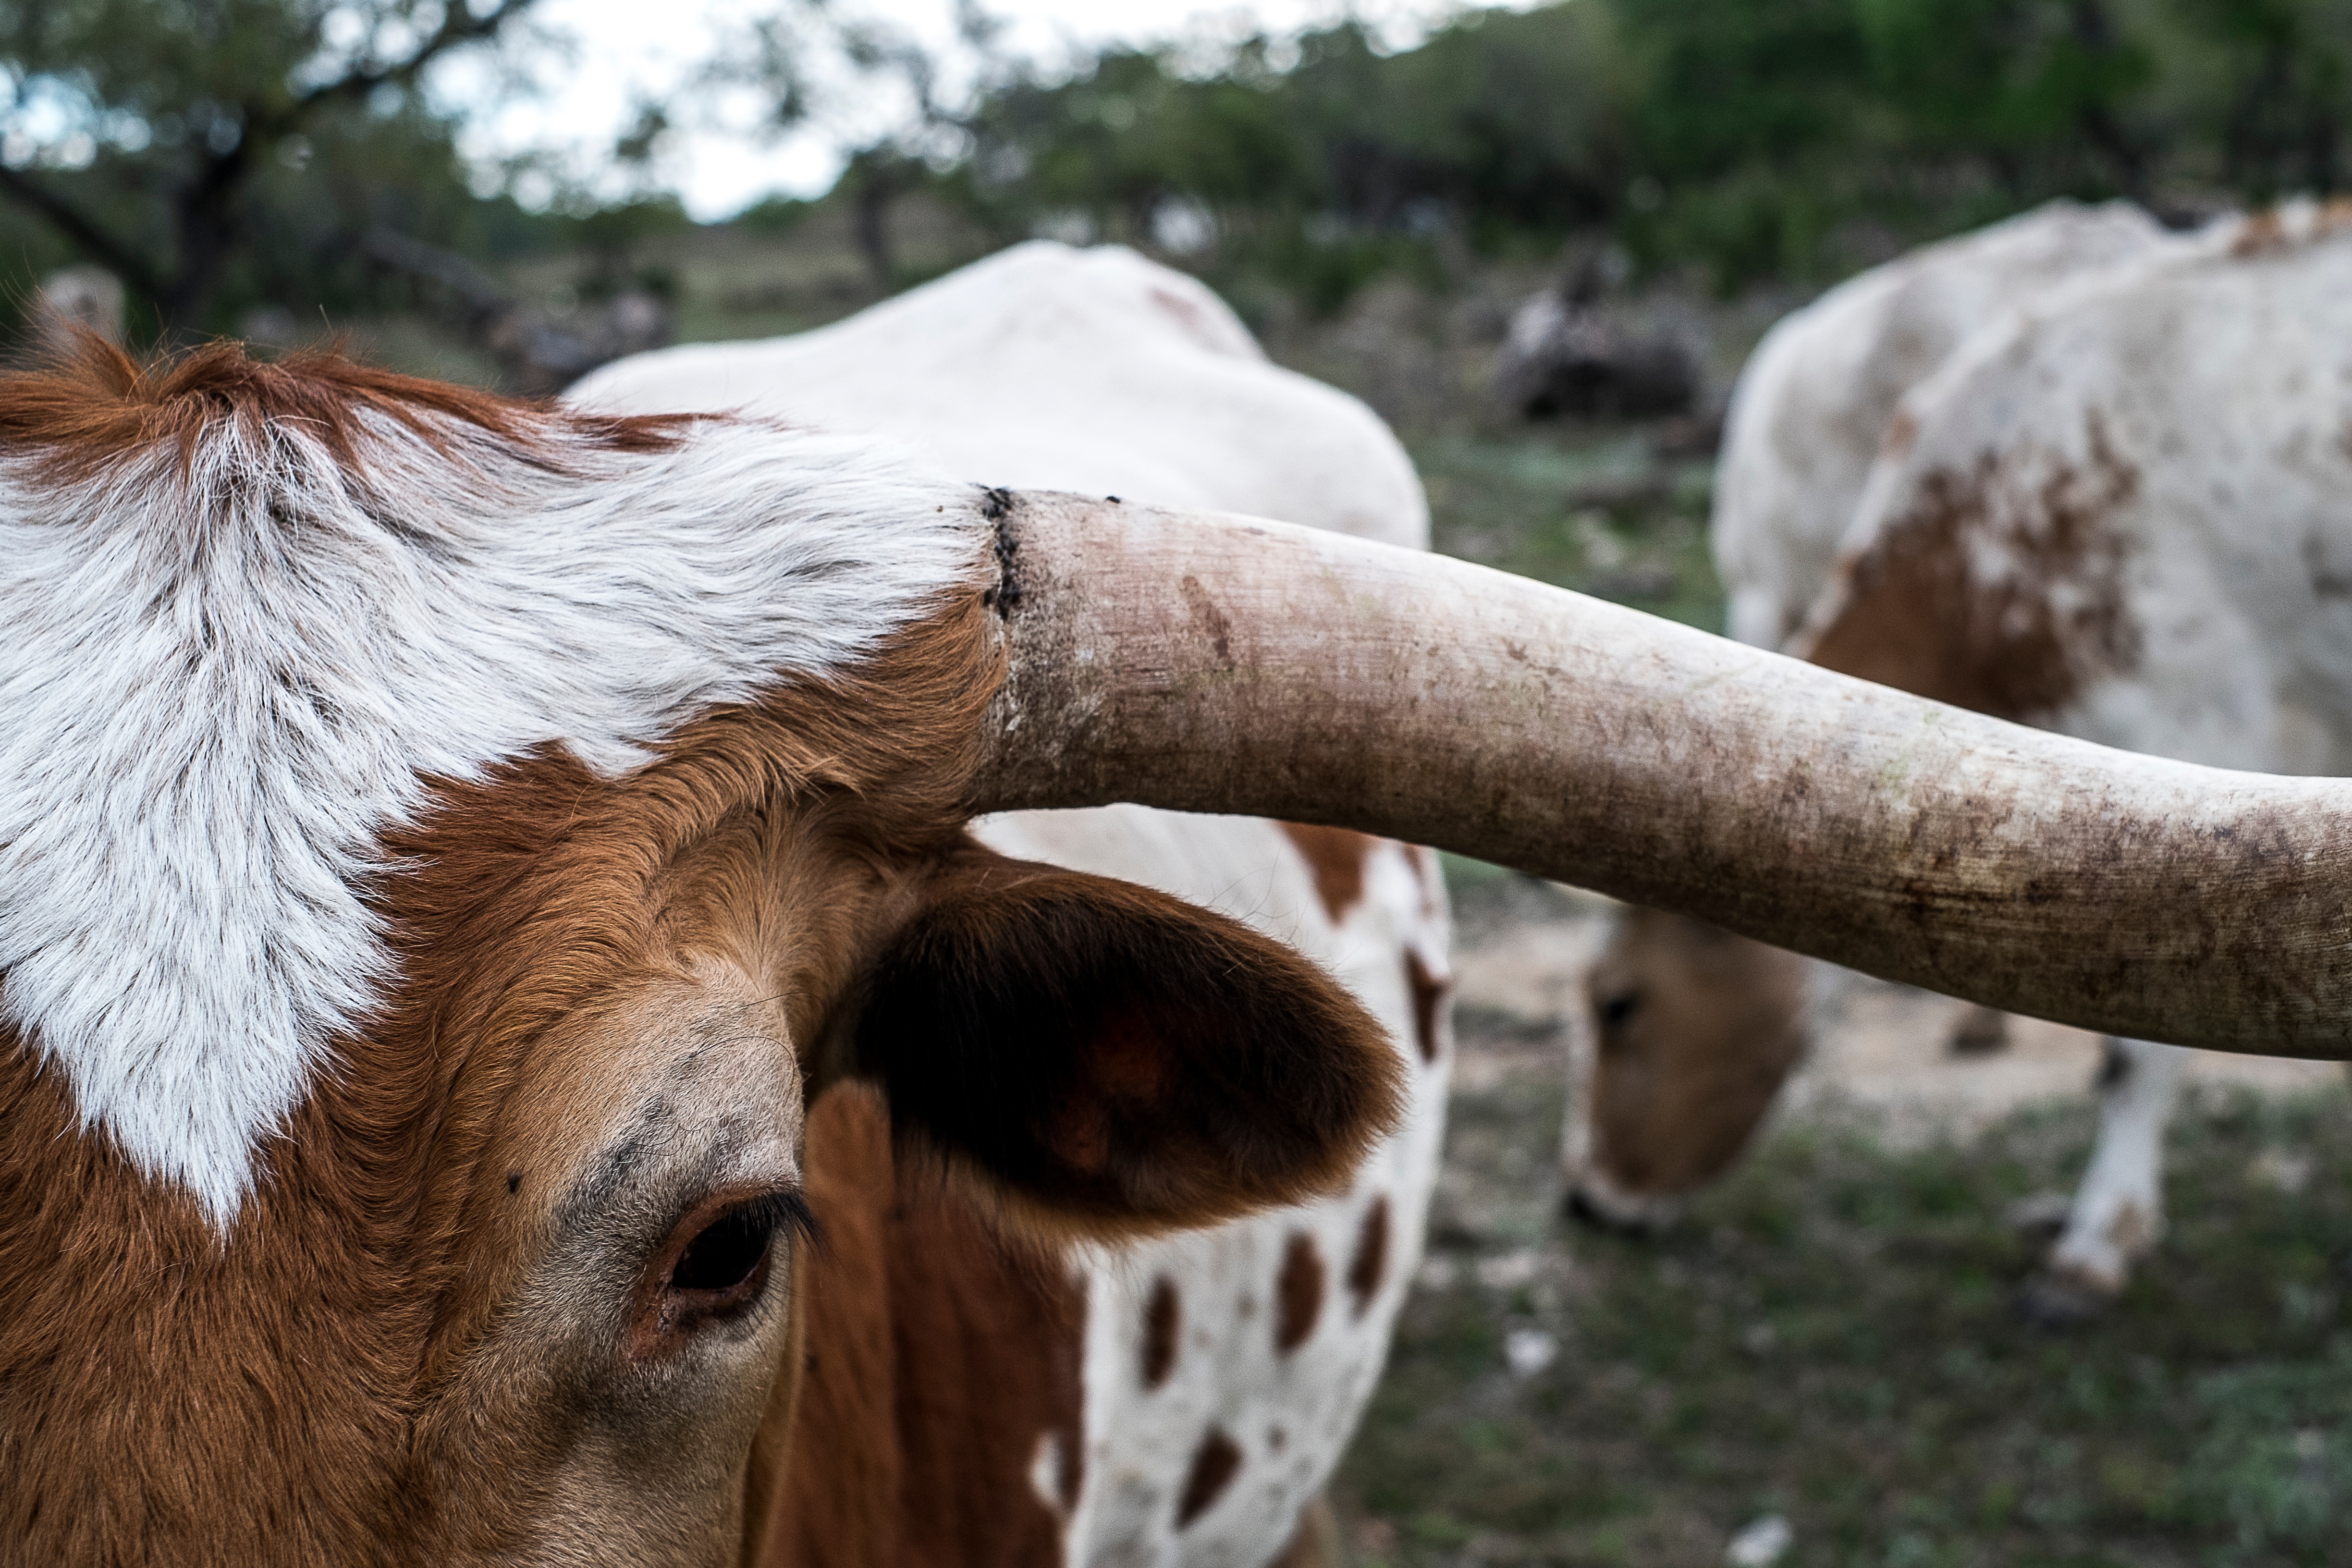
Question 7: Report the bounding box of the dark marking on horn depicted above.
[981,487,1023,616]
[1179,574,1234,666]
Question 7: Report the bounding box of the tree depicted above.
[0,0,538,337]
[2169,0,2352,196]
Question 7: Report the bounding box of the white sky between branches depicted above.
[438,0,1547,220]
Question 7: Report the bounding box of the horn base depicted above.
[975,492,2352,1060]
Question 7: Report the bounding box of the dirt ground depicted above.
[1446,872,2345,1159]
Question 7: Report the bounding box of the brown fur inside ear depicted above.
[851,849,1402,1239]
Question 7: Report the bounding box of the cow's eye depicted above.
[1596,991,1642,1033]
[674,1201,785,1295]
[632,1190,814,1360]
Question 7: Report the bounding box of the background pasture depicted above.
[7,2,2352,1561]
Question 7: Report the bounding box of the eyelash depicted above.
[629,1187,822,1360]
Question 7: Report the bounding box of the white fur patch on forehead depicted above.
[0,400,985,1225]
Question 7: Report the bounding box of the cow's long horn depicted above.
[972,492,2352,1059]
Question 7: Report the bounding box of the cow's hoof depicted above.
[1947,1005,2011,1057]
[2001,1190,2073,1239]
[2012,1272,2111,1328]
[1563,1187,1653,1236]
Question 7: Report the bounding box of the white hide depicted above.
[982,810,1449,1568]
[1713,198,2168,650]
[0,415,980,1222]
[1813,209,2352,1283]
[1830,207,2352,773]
[2046,1040,2191,1292]
[578,241,1447,1568]
[569,240,1429,552]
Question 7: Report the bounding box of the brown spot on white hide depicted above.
[1799,414,2142,723]
[1176,1427,1244,1528]
[1405,948,1449,1064]
[1947,1004,2011,1057]
[1278,822,1378,925]
[1275,1232,1325,1353]
[1141,1275,1181,1389]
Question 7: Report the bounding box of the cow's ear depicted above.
[848,846,1401,1239]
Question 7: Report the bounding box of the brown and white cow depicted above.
[1574,199,2352,1312]
[7,295,2352,1563]
[1713,198,2172,653]
[573,241,1452,1565]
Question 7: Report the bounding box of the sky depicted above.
[440,0,1542,220]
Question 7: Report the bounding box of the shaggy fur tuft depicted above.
[0,341,985,1221]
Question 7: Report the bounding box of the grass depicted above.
[1414,430,1726,635]
[1333,1043,2352,1568]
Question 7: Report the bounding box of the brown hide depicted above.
[1797,419,2139,723]
[1278,823,1378,925]
[760,1085,1085,1568]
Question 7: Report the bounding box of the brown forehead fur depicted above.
[0,551,1005,1564]
[0,332,694,485]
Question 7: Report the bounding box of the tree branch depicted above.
[276,0,543,128]
[0,162,163,299]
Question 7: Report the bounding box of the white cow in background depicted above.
[575,242,1450,1568]
[1715,199,2171,650]
[1575,200,2352,1319]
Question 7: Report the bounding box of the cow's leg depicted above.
[1946,1003,2010,1056]
[1268,1494,1345,1568]
[2024,1037,2191,1322]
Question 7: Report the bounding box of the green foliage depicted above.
[943,0,2352,300]
[19,0,2352,340]
[559,195,692,299]
[733,193,816,235]
[0,0,545,336]
[952,8,1626,307]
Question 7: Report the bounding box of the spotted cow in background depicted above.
[573,242,1454,1566]
[1712,198,2170,652]
[1573,199,2352,1316]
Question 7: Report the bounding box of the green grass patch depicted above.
[1338,1075,2352,1567]
[1413,430,1726,635]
